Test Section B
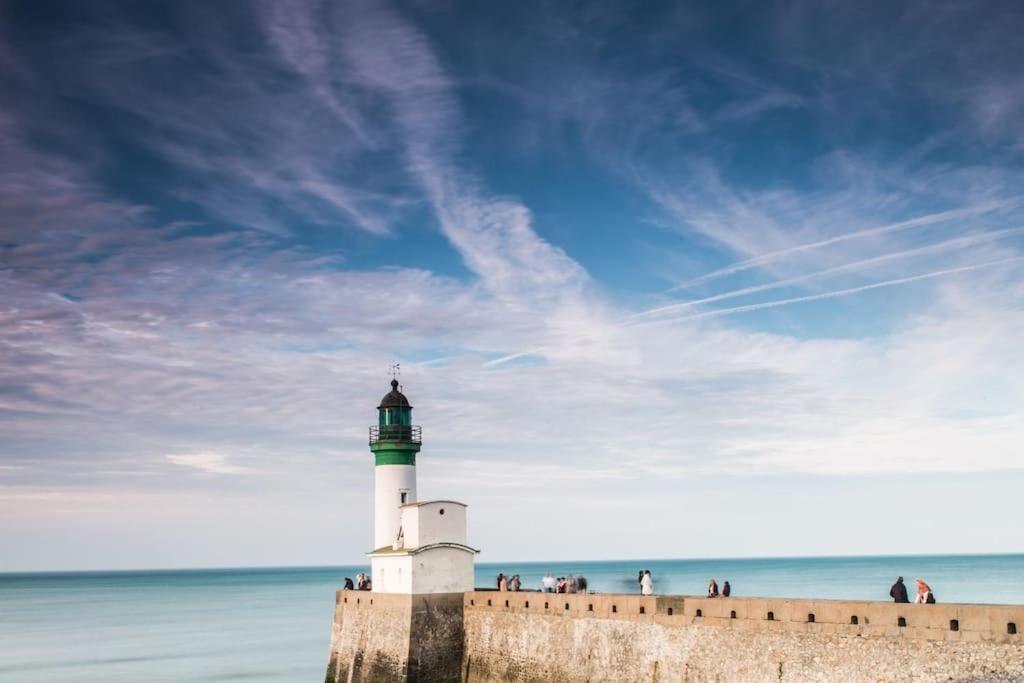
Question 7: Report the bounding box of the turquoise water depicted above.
[1,555,1021,682]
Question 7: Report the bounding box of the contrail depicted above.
[632,226,1024,321]
[646,256,1024,325]
[482,346,546,368]
[672,200,1017,290]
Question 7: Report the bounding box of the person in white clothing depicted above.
[542,572,556,593]
[640,570,653,596]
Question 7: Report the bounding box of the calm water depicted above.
[1,555,1021,682]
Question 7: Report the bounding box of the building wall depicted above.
[372,554,413,593]
[410,547,474,594]
[401,501,467,548]
[325,591,464,683]
[461,592,1024,682]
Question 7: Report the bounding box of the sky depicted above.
[2,0,1024,572]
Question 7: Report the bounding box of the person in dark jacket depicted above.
[721,581,731,597]
[343,577,355,590]
[890,576,909,603]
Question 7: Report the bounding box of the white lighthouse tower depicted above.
[367,379,477,593]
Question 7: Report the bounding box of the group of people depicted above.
[889,576,936,604]
[496,573,522,591]
[342,573,372,591]
[638,569,653,595]
[540,573,589,593]
[706,578,732,597]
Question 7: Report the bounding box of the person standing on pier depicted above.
[721,581,731,597]
[707,579,719,597]
[640,570,653,596]
[890,577,909,603]
[914,578,935,604]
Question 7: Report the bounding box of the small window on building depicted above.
[439,508,445,515]
[400,492,408,504]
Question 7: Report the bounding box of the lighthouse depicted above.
[370,379,420,550]
[367,379,477,593]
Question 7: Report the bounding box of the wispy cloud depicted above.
[166,453,247,475]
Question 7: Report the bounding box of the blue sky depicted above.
[2,0,1024,571]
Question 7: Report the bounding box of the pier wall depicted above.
[462,592,1024,682]
[327,590,1024,682]
[325,591,464,683]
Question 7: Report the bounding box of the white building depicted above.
[367,380,477,593]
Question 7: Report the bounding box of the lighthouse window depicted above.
[439,508,445,515]
[400,492,408,504]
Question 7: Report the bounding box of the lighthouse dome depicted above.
[378,379,412,409]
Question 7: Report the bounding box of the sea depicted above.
[1,554,1021,682]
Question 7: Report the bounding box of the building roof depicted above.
[399,500,467,509]
[377,379,412,409]
[368,542,480,557]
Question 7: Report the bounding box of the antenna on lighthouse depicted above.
[389,362,401,390]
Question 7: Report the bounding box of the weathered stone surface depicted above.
[462,593,1024,682]
[325,591,464,683]
[326,591,1024,682]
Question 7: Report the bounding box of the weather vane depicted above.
[389,362,401,382]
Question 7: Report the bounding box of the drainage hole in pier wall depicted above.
[897,617,907,627]
[695,609,702,617]
[470,600,474,606]
[850,616,858,625]
[565,603,570,610]
[504,600,509,608]
[807,613,815,623]
[766,611,774,621]
[343,598,347,604]
[370,599,373,605]
[730,611,736,619]
[588,604,593,612]
[525,601,529,608]
[612,605,618,613]
[640,606,646,614]
[667,608,673,616]
[950,619,959,631]
[1009,623,1017,635]
[544,602,549,609]
[487,599,491,607]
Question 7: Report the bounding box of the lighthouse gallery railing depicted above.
[369,425,422,444]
